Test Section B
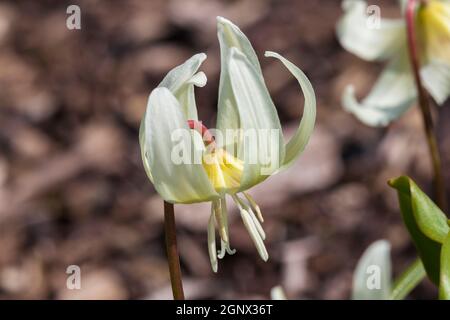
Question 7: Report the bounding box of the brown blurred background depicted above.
[0,0,448,299]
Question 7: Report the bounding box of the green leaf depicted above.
[390,258,426,300]
[390,176,449,243]
[439,232,450,300]
[389,176,449,284]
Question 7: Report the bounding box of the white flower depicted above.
[140,17,316,271]
[337,0,450,126]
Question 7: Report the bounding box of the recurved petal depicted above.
[158,53,207,120]
[227,48,285,191]
[265,51,316,170]
[421,59,450,105]
[337,0,406,61]
[342,51,417,127]
[142,87,218,203]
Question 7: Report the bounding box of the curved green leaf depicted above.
[389,176,449,243]
[389,176,449,284]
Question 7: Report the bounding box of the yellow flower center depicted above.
[202,148,243,192]
[187,119,243,192]
[417,0,450,63]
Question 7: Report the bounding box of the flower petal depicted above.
[270,286,287,300]
[342,51,417,127]
[417,0,450,66]
[139,119,153,183]
[227,48,285,190]
[216,16,261,71]
[216,16,262,137]
[158,53,207,120]
[142,87,218,203]
[352,240,392,300]
[421,59,450,105]
[265,51,317,170]
[337,0,406,61]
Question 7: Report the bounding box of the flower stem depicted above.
[163,201,185,300]
[405,0,447,211]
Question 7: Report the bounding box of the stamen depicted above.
[207,211,218,273]
[248,209,266,240]
[240,208,269,261]
[232,194,269,261]
[218,197,236,259]
[224,242,237,255]
[243,192,264,223]
[235,194,266,240]
[218,241,227,259]
[213,200,228,243]
[187,120,215,148]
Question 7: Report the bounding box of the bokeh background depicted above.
[0,0,448,299]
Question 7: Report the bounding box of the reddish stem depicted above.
[164,201,185,300]
[187,120,216,148]
[405,0,447,211]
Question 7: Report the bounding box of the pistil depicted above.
[187,120,216,149]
